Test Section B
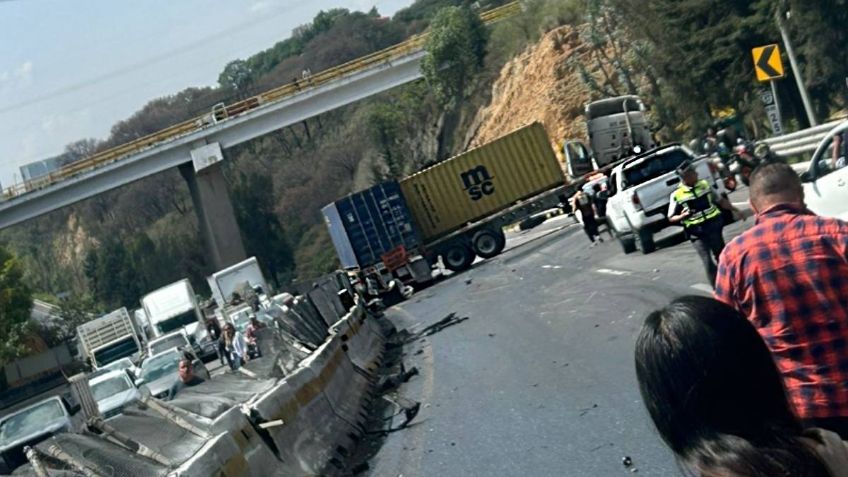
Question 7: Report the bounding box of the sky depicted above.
[0,0,413,188]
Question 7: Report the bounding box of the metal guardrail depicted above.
[1,2,522,202]
[761,116,847,158]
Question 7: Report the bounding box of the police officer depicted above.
[668,161,740,286]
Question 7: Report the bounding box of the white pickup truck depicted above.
[606,144,727,254]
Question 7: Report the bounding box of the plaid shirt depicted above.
[715,203,848,419]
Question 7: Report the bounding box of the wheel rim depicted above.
[475,234,498,255]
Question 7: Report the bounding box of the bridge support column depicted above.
[179,161,246,271]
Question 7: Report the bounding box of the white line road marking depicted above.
[596,268,631,276]
[690,283,714,293]
[542,265,563,269]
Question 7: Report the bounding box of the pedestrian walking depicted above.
[715,162,848,438]
[591,182,613,239]
[635,295,848,477]
[222,323,248,370]
[571,189,602,246]
[667,160,740,285]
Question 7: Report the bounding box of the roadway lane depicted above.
[368,190,754,476]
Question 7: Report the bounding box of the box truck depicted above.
[77,308,143,368]
[140,279,216,361]
[323,122,568,292]
[207,257,269,309]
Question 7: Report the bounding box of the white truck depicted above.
[563,95,657,178]
[140,279,216,361]
[207,257,269,309]
[605,144,728,254]
[77,308,143,369]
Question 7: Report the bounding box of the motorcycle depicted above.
[727,141,780,187]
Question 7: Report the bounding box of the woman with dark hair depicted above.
[635,295,848,476]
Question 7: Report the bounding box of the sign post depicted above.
[752,44,786,136]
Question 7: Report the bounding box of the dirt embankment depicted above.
[468,25,595,160]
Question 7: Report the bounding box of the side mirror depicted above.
[800,171,813,183]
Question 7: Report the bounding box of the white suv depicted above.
[801,121,848,220]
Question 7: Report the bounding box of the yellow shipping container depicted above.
[400,122,565,242]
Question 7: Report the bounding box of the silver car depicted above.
[88,369,140,420]
[0,397,72,471]
[137,347,209,400]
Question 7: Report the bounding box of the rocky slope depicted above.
[468,25,594,160]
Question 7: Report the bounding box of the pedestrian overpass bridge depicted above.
[0,2,520,268]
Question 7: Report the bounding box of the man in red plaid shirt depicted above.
[715,162,848,437]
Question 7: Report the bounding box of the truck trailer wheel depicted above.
[636,229,656,254]
[472,229,506,259]
[443,244,475,272]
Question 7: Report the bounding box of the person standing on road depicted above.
[667,161,740,286]
[571,189,602,246]
[222,323,248,370]
[635,296,848,477]
[715,162,848,438]
[205,317,228,367]
[167,355,206,400]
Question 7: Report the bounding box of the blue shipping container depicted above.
[322,181,421,270]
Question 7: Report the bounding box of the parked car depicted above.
[0,396,74,471]
[147,330,192,357]
[148,329,216,363]
[99,357,140,380]
[88,369,141,420]
[137,347,209,400]
[801,121,848,220]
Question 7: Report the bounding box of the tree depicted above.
[230,172,295,288]
[421,5,489,104]
[84,239,142,310]
[0,246,33,364]
[218,59,254,93]
[368,103,406,180]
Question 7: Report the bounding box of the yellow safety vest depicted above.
[673,179,721,228]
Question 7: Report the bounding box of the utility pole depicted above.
[775,4,817,126]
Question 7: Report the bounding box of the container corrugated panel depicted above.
[322,181,421,270]
[400,122,564,241]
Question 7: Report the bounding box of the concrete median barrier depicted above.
[4,280,388,477]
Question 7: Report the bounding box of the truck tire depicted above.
[443,243,475,272]
[472,229,505,259]
[636,228,656,254]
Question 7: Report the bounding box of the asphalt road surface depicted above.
[368,187,754,476]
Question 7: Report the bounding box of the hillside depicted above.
[469,25,592,159]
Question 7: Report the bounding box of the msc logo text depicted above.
[460,165,495,201]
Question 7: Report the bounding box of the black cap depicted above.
[676,160,695,177]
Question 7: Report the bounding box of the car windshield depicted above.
[586,97,641,120]
[140,352,179,383]
[155,310,197,335]
[0,400,65,442]
[93,336,138,367]
[90,375,132,402]
[149,335,186,356]
[623,149,690,188]
[101,358,133,373]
